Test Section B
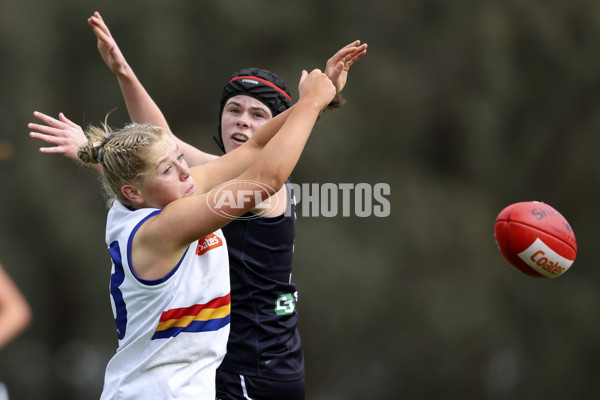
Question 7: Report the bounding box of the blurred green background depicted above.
[2,0,600,399]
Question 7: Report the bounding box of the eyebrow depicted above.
[226,101,269,113]
[155,144,180,170]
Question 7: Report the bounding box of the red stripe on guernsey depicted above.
[230,75,292,101]
[152,294,231,339]
[196,233,223,255]
[158,293,231,322]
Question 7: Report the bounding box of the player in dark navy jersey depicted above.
[212,69,313,399]
[28,11,367,400]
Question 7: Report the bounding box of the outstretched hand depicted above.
[87,11,127,75]
[325,40,368,94]
[28,111,87,162]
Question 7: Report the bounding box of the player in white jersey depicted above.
[31,68,336,399]
[101,203,230,399]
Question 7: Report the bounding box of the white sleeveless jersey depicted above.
[100,201,230,400]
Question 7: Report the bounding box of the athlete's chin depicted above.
[222,143,240,154]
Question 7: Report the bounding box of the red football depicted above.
[494,201,577,278]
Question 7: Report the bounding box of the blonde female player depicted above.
[32,69,335,399]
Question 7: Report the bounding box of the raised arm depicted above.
[87,11,217,166]
[236,70,335,187]
[125,70,335,279]
[27,103,286,185]
[156,69,336,244]
[190,40,368,190]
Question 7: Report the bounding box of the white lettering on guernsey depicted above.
[240,79,259,85]
[517,238,574,277]
[196,233,223,255]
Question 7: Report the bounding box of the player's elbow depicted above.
[260,172,285,196]
[251,170,285,198]
[238,163,287,201]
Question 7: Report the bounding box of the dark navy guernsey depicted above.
[217,180,304,381]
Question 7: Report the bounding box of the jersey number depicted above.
[109,241,128,340]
